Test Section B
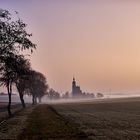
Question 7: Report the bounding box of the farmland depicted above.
[0,97,140,139]
[52,97,140,140]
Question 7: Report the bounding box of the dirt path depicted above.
[18,105,88,140]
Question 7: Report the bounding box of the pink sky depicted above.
[1,0,140,93]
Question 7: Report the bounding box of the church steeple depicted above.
[72,77,76,86]
[72,77,76,93]
[73,77,75,82]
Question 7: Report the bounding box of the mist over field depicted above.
[1,92,140,104]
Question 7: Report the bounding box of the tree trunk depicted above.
[7,83,12,116]
[19,93,26,108]
[32,95,37,105]
[35,96,37,104]
[39,97,41,103]
[32,95,35,105]
[16,84,26,108]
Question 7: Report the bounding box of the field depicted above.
[0,97,140,140]
[0,104,87,140]
[52,97,140,140]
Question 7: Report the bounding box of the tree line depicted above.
[0,9,48,116]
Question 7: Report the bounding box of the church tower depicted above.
[72,77,82,97]
[72,77,76,94]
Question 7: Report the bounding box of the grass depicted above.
[0,106,34,140]
[0,103,31,123]
[52,98,140,140]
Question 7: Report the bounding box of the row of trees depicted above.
[0,9,48,116]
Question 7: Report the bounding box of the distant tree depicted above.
[90,93,95,98]
[96,93,104,98]
[62,91,69,99]
[48,89,60,100]
[27,70,48,104]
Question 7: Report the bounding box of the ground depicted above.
[0,97,140,140]
[0,104,87,140]
[18,105,87,140]
[52,98,140,140]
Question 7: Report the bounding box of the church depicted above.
[72,78,82,97]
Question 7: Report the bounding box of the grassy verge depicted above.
[0,103,32,123]
[0,106,34,139]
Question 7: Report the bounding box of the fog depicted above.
[0,93,140,104]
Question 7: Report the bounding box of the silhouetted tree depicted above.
[27,70,48,104]
[0,53,19,116]
[48,89,60,100]
[0,9,36,56]
[62,91,70,99]
[0,9,36,116]
[96,93,104,98]
[14,55,31,108]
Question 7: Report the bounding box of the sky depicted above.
[1,0,140,94]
